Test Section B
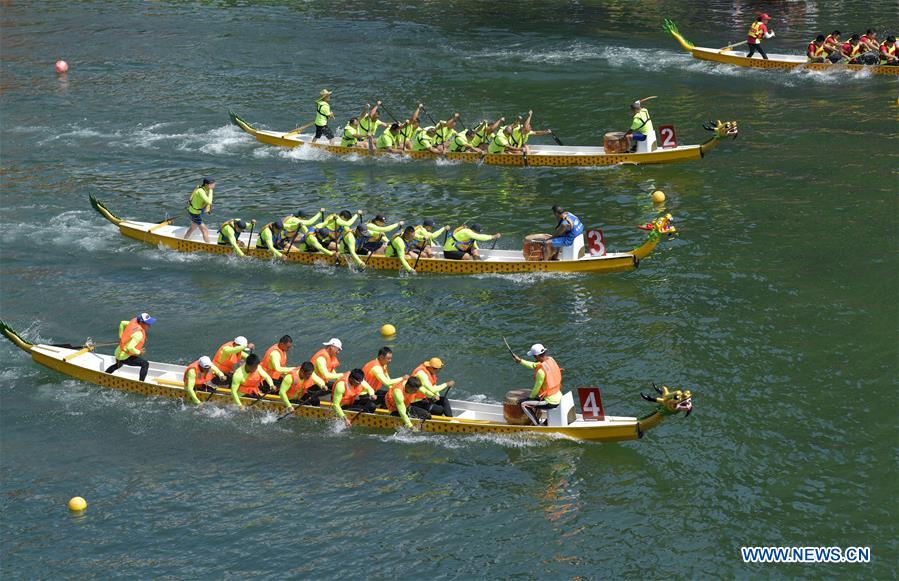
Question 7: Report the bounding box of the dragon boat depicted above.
[0,321,693,443]
[90,196,676,275]
[664,20,899,77]
[229,111,738,167]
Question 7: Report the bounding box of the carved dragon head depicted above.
[703,119,739,140]
[639,213,677,238]
[641,383,693,416]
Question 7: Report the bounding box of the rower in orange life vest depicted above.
[385,376,430,429]
[806,35,828,63]
[879,35,898,65]
[278,361,327,409]
[230,353,275,408]
[409,357,455,417]
[362,346,409,403]
[184,355,226,405]
[511,343,563,426]
[260,335,296,384]
[545,204,584,261]
[105,312,156,381]
[210,335,254,386]
[331,368,378,427]
[311,338,344,385]
[746,13,774,60]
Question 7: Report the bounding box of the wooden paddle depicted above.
[421,105,438,127]
[718,40,748,53]
[380,103,400,124]
[244,220,256,257]
[347,407,366,426]
[247,385,274,408]
[502,336,519,360]
[283,121,314,138]
[549,130,564,146]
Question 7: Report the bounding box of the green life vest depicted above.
[450,133,470,152]
[488,131,510,154]
[341,123,360,147]
[314,100,330,126]
[377,131,395,149]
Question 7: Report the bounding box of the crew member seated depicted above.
[545,205,585,261]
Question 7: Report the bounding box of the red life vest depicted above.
[283,368,317,400]
[336,372,364,406]
[747,21,766,44]
[183,361,214,387]
[260,344,288,380]
[312,348,340,374]
[535,356,562,400]
[237,367,264,396]
[213,341,243,374]
[119,318,146,354]
[362,358,387,390]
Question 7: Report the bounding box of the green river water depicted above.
[1,1,897,578]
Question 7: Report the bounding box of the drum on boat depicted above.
[603,131,631,153]
[503,388,533,425]
[523,233,551,261]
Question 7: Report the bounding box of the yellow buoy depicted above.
[651,190,666,204]
[68,496,87,512]
[380,324,396,338]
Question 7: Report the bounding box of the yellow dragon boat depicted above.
[664,20,899,77]
[0,320,693,443]
[229,111,738,167]
[90,196,676,275]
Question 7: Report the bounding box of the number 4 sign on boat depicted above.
[659,125,677,148]
[578,387,605,421]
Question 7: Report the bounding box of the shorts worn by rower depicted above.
[230,354,275,407]
[545,205,585,261]
[184,355,226,405]
[513,343,563,426]
[104,312,155,382]
[184,178,215,243]
[332,368,377,427]
[442,222,500,261]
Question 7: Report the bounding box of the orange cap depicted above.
[427,357,444,369]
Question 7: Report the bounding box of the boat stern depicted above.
[0,319,34,353]
[662,19,694,53]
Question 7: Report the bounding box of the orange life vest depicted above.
[213,341,243,374]
[408,363,435,403]
[385,383,411,412]
[237,368,264,396]
[119,318,146,354]
[362,358,387,390]
[312,348,340,374]
[336,372,364,406]
[283,368,317,400]
[260,344,288,380]
[535,356,562,400]
[183,361,214,387]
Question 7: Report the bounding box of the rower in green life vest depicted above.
[332,368,377,427]
[511,110,553,155]
[255,219,286,259]
[278,361,327,409]
[316,210,362,250]
[217,218,251,256]
[282,208,325,245]
[362,215,403,254]
[433,113,460,149]
[487,125,524,155]
[377,123,404,153]
[469,117,504,151]
[359,101,388,139]
[511,343,563,426]
[442,222,501,261]
[336,222,370,268]
[340,117,367,148]
[385,226,417,273]
[399,117,419,150]
[409,219,448,259]
[449,130,483,154]
[412,126,443,154]
[409,357,455,417]
[184,178,215,243]
[183,355,226,405]
[293,228,334,256]
[104,312,155,382]
[230,353,275,408]
[362,346,409,402]
[311,89,335,144]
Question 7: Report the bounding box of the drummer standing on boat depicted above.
[746,13,774,60]
[512,343,563,426]
[104,312,155,382]
[184,178,214,243]
[311,89,335,145]
[545,205,585,261]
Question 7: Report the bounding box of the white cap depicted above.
[632,100,642,109]
[198,356,213,368]
[137,312,156,325]
[322,338,343,350]
[527,343,547,357]
[233,336,248,347]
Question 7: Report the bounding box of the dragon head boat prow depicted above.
[704,119,739,140]
[641,383,693,417]
[638,213,677,237]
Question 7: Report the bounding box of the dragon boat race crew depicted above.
[433,114,460,149]
[311,89,335,144]
[449,130,483,153]
[442,223,500,261]
[841,34,865,63]
[363,215,403,254]
[316,210,362,250]
[410,357,455,418]
[260,335,296,382]
[294,228,335,256]
[332,369,378,426]
[823,31,843,62]
[104,312,155,382]
[806,35,828,63]
[184,178,215,243]
[312,338,344,383]
[399,118,419,150]
[470,117,504,150]
[255,220,286,258]
[279,361,327,408]
[184,356,226,405]
[859,29,879,54]
[211,336,254,386]
[625,100,654,152]
[386,226,417,273]
[386,376,430,429]
[545,205,585,261]
[230,354,275,407]
[880,36,898,65]
[409,219,448,259]
[362,347,408,402]
[340,117,366,148]
[377,123,404,153]
[512,343,563,426]
[487,125,524,155]
[337,223,369,268]
[746,13,773,60]
[512,110,552,154]
[282,208,325,243]
[412,126,444,154]
[359,101,388,139]
[217,218,250,256]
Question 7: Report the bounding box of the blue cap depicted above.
[137,312,156,325]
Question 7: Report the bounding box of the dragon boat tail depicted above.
[0,320,693,442]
